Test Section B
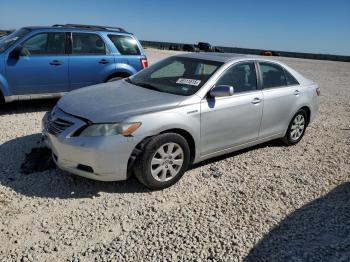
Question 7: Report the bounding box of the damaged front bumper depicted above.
[41,109,139,182]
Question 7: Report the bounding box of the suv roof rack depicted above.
[52,24,128,33]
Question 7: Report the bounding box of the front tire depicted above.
[282,109,307,145]
[134,133,190,190]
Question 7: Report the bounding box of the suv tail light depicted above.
[316,87,321,96]
[140,58,148,69]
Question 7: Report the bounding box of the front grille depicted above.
[47,118,73,136]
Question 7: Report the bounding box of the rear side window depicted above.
[72,33,106,55]
[284,69,299,86]
[108,35,141,55]
[259,62,287,88]
[21,32,65,55]
[216,62,257,93]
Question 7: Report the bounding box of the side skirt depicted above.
[195,133,284,163]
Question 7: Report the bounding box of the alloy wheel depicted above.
[150,142,184,182]
[290,114,305,141]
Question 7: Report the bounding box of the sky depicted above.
[1,0,349,55]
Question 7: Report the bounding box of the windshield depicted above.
[0,28,30,53]
[128,56,223,96]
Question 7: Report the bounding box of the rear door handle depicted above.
[251,97,262,104]
[49,60,64,66]
[99,59,109,64]
[294,90,300,95]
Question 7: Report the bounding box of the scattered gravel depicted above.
[0,48,349,261]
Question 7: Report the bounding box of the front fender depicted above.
[128,105,202,162]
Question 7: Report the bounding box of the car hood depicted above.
[58,80,186,123]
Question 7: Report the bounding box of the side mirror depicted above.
[9,46,23,60]
[209,85,234,98]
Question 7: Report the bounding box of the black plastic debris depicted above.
[20,147,55,174]
[212,171,223,178]
[202,172,210,178]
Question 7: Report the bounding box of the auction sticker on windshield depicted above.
[176,78,201,86]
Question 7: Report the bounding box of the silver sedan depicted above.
[43,53,320,189]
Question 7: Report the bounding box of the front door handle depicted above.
[99,59,110,64]
[294,90,300,95]
[251,97,262,104]
[49,60,64,66]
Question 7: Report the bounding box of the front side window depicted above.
[0,28,30,53]
[108,35,141,55]
[215,62,257,93]
[129,56,223,96]
[72,33,106,55]
[21,32,65,55]
[259,62,287,88]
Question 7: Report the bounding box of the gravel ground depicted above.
[0,49,349,261]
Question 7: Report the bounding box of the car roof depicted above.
[176,52,287,64]
[23,24,132,34]
[176,52,250,63]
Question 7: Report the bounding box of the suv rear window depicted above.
[108,35,141,55]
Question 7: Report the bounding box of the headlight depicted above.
[78,122,141,137]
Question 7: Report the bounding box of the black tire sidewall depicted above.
[135,133,190,190]
[286,110,307,145]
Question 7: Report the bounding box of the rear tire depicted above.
[282,109,307,146]
[134,133,190,190]
[0,92,5,107]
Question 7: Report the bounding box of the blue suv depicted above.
[0,24,147,103]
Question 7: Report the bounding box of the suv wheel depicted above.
[282,109,307,145]
[0,93,4,107]
[134,133,190,190]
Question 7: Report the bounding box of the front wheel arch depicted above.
[127,128,196,176]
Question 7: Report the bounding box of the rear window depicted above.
[108,35,141,55]
[284,69,299,86]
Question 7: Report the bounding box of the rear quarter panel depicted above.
[101,32,146,74]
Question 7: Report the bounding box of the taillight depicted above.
[316,87,321,96]
[140,58,148,69]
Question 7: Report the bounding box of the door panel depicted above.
[69,55,115,90]
[260,86,300,137]
[258,62,301,137]
[6,56,69,95]
[69,32,114,90]
[6,32,69,95]
[200,91,263,156]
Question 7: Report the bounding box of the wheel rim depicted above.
[150,142,184,182]
[290,114,305,141]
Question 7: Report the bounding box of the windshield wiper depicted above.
[133,82,161,92]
